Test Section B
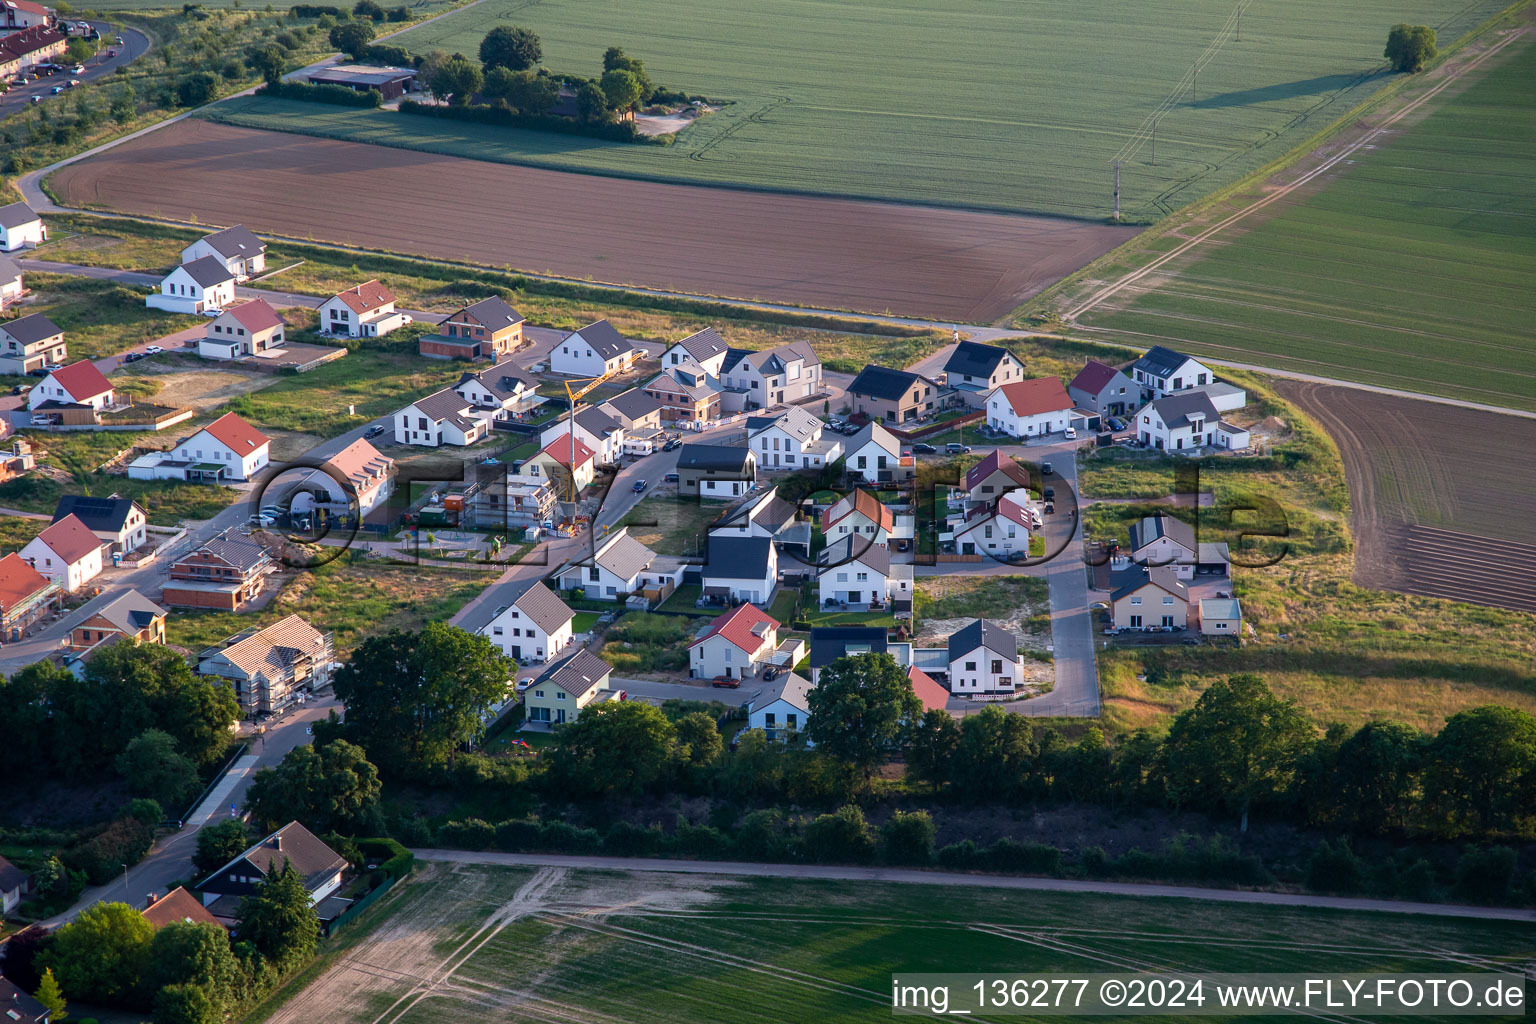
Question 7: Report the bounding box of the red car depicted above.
[710,676,740,689]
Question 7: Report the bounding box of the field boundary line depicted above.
[413,850,1536,923]
[1062,26,1530,322]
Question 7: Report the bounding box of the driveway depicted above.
[0,24,149,120]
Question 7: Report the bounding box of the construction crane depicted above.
[555,371,614,504]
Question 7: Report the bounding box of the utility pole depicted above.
[1191,67,1198,103]
[1236,7,1241,42]
[1112,161,1121,221]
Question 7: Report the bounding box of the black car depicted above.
[364,424,385,439]
[910,442,936,454]
[663,438,681,451]
[1043,486,1055,500]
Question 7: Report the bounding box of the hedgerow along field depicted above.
[261,862,1534,1024]
[269,0,1512,221]
[1077,35,1536,410]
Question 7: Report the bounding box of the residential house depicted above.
[1136,392,1250,452]
[0,310,64,376]
[689,602,779,680]
[524,648,616,726]
[53,494,147,554]
[419,296,525,360]
[1129,345,1213,402]
[1199,597,1243,637]
[0,253,25,310]
[551,318,638,377]
[196,821,346,910]
[394,389,490,447]
[701,534,778,604]
[0,24,66,84]
[675,442,756,500]
[1,0,55,34]
[662,326,730,375]
[288,437,394,518]
[540,406,623,465]
[469,577,574,664]
[907,665,951,713]
[146,256,237,315]
[816,536,910,608]
[0,551,59,641]
[845,421,912,485]
[644,362,722,423]
[318,280,408,338]
[68,587,167,652]
[524,433,597,496]
[181,225,266,281]
[943,341,1025,406]
[142,887,225,931]
[555,528,666,600]
[808,626,889,684]
[716,341,822,412]
[747,406,842,469]
[161,529,272,610]
[985,376,1074,439]
[1184,381,1248,413]
[845,365,938,425]
[1126,514,1229,579]
[710,488,807,553]
[0,977,48,1024]
[949,491,1034,558]
[199,299,285,360]
[462,465,557,530]
[599,387,665,433]
[0,854,29,915]
[19,513,102,592]
[947,619,1026,696]
[196,613,332,715]
[745,671,814,743]
[174,412,271,481]
[453,360,541,422]
[823,488,894,547]
[27,359,113,412]
[1068,360,1138,417]
[1111,567,1189,630]
[963,449,1033,505]
[0,200,46,251]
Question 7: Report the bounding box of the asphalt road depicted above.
[0,24,150,120]
[414,849,1536,923]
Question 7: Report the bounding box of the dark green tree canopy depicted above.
[483,66,560,114]
[428,53,484,105]
[601,45,653,100]
[116,728,199,809]
[329,20,375,60]
[479,24,541,71]
[548,700,676,799]
[1426,705,1536,833]
[1385,24,1436,73]
[244,738,382,833]
[806,652,923,778]
[194,819,252,876]
[236,865,320,970]
[599,68,641,112]
[574,79,609,122]
[41,901,154,1006]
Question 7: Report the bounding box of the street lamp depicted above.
[121,862,129,891]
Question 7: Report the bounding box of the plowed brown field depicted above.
[49,120,1136,322]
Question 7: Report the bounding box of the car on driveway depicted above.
[910,442,936,454]
[202,307,223,317]
[1043,486,1055,500]
[1064,427,1078,439]
[663,472,679,483]
[632,479,647,493]
[144,345,163,355]
[710,676,740,689]
[364,424,385,439]
[663,438,680,451]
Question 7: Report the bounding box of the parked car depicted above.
[50,85,63,94]
[663,438,681,451]
[515,677,535,693]
[248,513,275,527]
[1107,417,1125,431]
[710,676,740,689]
[1041,461,1053,476]
[663,472,679,483]
[41,362,62,372]
[105,49,117,57]
[909,442,936,454]
[121,351,143,363]
[10,384,28,395]
[945,442,971,454]
[632,479,646,493]
[1064,427,1078,439]
[144,345,163,355]
[202,307,223,317]
[1043,486,1055,500]
[30,95,41,104]
[364,424,385,439]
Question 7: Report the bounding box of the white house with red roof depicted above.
[949,489,1037,558]
[19,513,103,592]
[176,412,271,481]
[823,488,896,547]
[689,602,779,681]
[318,280,408,338]
[524,434,596,493]
[27,359,114,411]
[906,665,950,714]
[985,376,1074,439]
[199,299,286,360]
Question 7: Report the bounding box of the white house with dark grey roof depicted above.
[0,253,24,311]
[467,577,574,664]
[555,527,671,600]
[599,387,665,433]
[943,340,1024,406]
[717,340,822,412]
[148,256,237,314]
[1126,514,1228,579]
[552,318,638,377]
[746,671,814,743]
[947,619,1025,695]
[1068,360,1138,416]
[540,405,624,464]
[675,442,756,499]
[710,488,807,551]
[845,421,911,484]
[747,406,842,469]
[0,855,32,915]
[524,647,616,725]
[181,225,266,281]
[1129,345,1213,402]
[453,359,541,421]
[0,310,66,375]
[394,388,490,447]
[702,534,778,603]
[0,200,46,251]
[663,326,731,375]
[808,626,891,683]
[817,536,910,608]
[318,280,408,338]
[54,494,147,553]
[197,821,346,907]
[1137,392,1250,452]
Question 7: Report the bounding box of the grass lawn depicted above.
[20,274,201,361]
[256,863,1536,1024]
[570,611,602,634]
[214,0,1511,221]
[914,575,1048,624]
[1079,39,1536,410]
[763,587,800,626]
[656,584,706,615]
[163,557,489,655]
[618,496,724,556]
[0,459,240,525]
[0,517,47,551]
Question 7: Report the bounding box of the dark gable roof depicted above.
[947,618,1018,662]
[1149,391,1219,429]
[574,405,621,437]
[672,326,729,362]
[1,311,63,346]
[819,535,891,575]
[201,225,265,260]
[0,977,48,1024]
[601,387,664,423]
[704,535,773,580]
[847,364,923,402]
[73,587,165,634]
[53,494,142,533]
[1129,514,1196,553]
[944,340,1013,378]
[0,254,23,288]
[1132,344,1198,378]
[572,318,635,359]
[463,295,525,330]
[201,820,345,894]
[195,529,271,572]
[508,578,574,634]
[462,362,536,401]
[1111,566,1189,602]
[179,255,236,288]
[414,388,475,423]
[0,200,40,231]
[1069,360,1124,394]
[533,647,611,696]
[676,442,752,471]
[809,626,887,667]
[0,853,28,892]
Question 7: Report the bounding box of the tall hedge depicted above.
[398,99,641,143]
[258,80,381,108]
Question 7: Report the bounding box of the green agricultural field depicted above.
[255,861,1533,1024]
[207,0,1511,219]
[1079,37,1536,409]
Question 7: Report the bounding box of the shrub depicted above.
[985,838,1062,875]
[1305,839,1368,894]
[359,837,415,879]
[1453,846,1518,905]
[435,818,495,850]
[670,816,729,859]
[257,79,382,107]
[937,840,982,871]
[397,99,641,143]
[603,821,662,856]
[801,805,875,864]
[363,42,412,66]
[175,71,220,107]
[880,810,936,865]
[495,818,541,852]
[65,816,155,885]
[538,820,601,853]
[732,809,788,861]
[1078,846,1112,877]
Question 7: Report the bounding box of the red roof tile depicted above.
[33,514,101,564]
[690,602,778,656]
[537,433,594,469]
[333,280,395,315]
[907,666,950,713]
[825,488,894,533]
[142,886,224,930]
[224,299,284,334]
[0,551,51,609]
[1069,360,1123,394]
[200,412,269,453]
[48,360,113,403]
[993,377,1072,418]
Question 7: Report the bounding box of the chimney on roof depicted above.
[146,892,159,906]
[272,834,282,851]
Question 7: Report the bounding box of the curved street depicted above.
[0,22,150,120]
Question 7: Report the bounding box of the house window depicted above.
[534,689,544,698]
[965,661,976,671]
[1130,596,1142,605]
[991,659,1002,674]
[765,712,776,727]
[1163,595,1174,604]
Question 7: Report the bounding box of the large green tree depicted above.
[805,653,921,780]
[547,701,676,799]
[328,20,375,61]
[947,704,1040,800]
[428,54,484,106]
[483,67,560,114]
[142,921,243,1014]
[236,865,319,971]
[1160,674,1314,830]
[333,624,511,775]
[0,659,67,781]
[33,969,66,1021]
[155,982,219,1024]
[599,68,641,113]
[1426,705,1536,834]
[42,901,154,1006]
[479,25,541,71]
[906,708,959,788]
[194,820,251,876]
[1331,720,1426,833]
[115,728,200,809]
[1385,24,1436,73]
[250,44,287,86]
[574,80,609,122]
[244,739,382,833]
[601,46,653,100]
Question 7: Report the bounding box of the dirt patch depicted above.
[116,368,269,410]
[50,120,1138,322]
[1274,380,1536,614]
